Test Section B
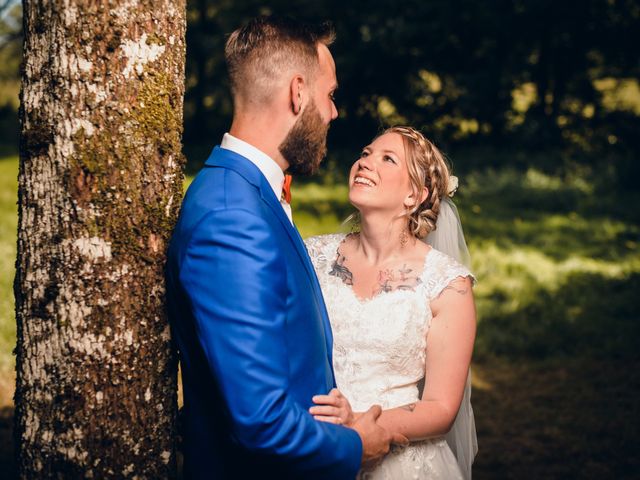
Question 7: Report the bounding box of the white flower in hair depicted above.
[448,175,459,197]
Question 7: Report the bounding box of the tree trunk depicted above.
[15,1,186,478]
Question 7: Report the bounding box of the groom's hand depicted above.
[351,405,408,466]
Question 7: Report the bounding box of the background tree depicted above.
[15,1,186,477]
[179,0,640,182]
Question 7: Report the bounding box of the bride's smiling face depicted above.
[348,132,415,213]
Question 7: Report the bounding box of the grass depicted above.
[471,357,639,479]
[1,155,639,477]
[0,156,16,407]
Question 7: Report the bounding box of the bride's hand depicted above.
[309,388,360,426]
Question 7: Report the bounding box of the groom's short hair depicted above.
[225,15,335,106]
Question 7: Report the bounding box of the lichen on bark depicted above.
[15,1,186,478]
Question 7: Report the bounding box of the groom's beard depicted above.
[279,99,329,176]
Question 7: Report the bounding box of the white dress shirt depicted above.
[220,133,293,223]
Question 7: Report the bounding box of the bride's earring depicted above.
[400,230,408,247]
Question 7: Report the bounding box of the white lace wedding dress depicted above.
[306,233,474,480]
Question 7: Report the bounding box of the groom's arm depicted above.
[180,207,362,477]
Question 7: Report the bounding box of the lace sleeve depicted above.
[304,234,342,272]
[424,249,476,302]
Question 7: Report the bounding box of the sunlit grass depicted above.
[460,168,639,358]
[0,156,17,398]
[292,182,352,237]
[292,182,349,203]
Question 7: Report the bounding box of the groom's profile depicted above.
[166,16,395,479]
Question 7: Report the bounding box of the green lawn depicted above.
[0,156,16,403]
[1,155,639,477]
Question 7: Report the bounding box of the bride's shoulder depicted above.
[426,247,458,264]
[423,247,476,297]
[304,233,345,265]
[304,232,345,250]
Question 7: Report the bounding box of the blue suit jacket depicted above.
[166,146,362,479]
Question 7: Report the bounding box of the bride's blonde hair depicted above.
[378,126,451,239]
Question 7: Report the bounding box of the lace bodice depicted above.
[306,233,474,412]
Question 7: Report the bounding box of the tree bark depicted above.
[15,1,186,478]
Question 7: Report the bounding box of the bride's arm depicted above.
[375,275,476,440]
[310,275,476,441]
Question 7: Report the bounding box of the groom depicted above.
[166,16,397,479]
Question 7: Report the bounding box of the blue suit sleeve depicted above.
[180,207,362,477]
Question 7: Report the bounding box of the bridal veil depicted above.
[424,196,478,480]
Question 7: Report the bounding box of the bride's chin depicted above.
[348,199,381,218]
[349,199,408,223]
[348,191,395,211]
[348,192,369,210]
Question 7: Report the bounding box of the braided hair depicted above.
[378,126,451,238]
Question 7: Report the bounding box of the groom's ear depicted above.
[289,75,305,115]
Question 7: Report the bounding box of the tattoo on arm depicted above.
[437,283,469,298]
[399,403,416,412]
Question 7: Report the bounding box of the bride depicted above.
[305,126,478,479]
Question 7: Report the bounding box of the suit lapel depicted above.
[205,147,335,370]
[261,189,336,369]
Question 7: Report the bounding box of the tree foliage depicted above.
[183,0,640,179]
[1,1,639,178]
